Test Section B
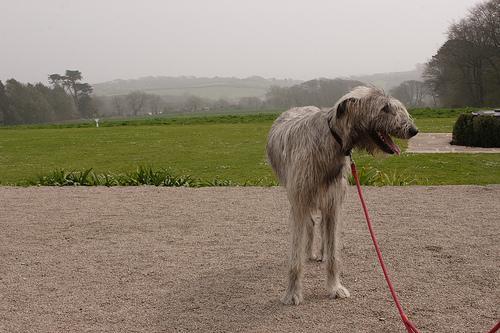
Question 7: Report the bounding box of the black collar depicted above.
[327,114,352,156]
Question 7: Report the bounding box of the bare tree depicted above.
[112,96,126,116]
[148,94,163,115]
[212,98,231,110]
[390,80,428,107]
[126,91,147,116]
[238,96,262,109]
[183,95,204,112]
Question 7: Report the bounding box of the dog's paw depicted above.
[309,253,323,262]
[329,285,350,299]
[281,290,303,305]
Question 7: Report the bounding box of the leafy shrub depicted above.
[452,113,500,147]
[473,115,500,147]
[452,114,475,145]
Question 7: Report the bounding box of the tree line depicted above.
[365,0,499,108]
[0,70,96,125]
[1,0,497,125]
[265,0,499,111]
[265,78,364,108]
[95,79,366,117]
[94,92,267,118]
[424,0,499,107]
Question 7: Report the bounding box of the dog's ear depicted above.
[336,98,356,118]
[381,103,391,113]
[330,97,357,153]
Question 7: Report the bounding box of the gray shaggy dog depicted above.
[266,86,418,305]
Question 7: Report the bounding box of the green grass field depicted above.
[1,109,499,185]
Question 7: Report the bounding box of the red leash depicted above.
[350,161,500,333]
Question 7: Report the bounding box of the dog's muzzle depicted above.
[408,126,419,138]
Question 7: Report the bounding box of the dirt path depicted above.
[0,186,499,333]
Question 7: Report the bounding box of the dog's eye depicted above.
[382,104,391,113]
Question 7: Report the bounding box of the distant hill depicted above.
[92,67,424,100]
[92,76,302,100]
[266,78,365,108]
[346,66,424,91]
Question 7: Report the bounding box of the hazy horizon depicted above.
[0,0,482,84]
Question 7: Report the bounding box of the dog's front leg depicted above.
[323,184,350,299]
[281,206,306,305]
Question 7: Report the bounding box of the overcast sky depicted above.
[0,0,482,84]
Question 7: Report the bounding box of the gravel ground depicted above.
[0,186,499,333]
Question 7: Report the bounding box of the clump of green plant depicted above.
[348,166,381,186]
[27,166,280,187]
[122,166,196,186]
[26,166,416,187]
[243,177,280,187]
[34,168,99,186]
[348,166,416,186]
[378,171,416,186]
[30,167,196,187]
[200,178,235,187]
[92,172,122,186]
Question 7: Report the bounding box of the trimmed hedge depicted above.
[452,113,500,147]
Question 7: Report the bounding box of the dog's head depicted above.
[330,86,418,155]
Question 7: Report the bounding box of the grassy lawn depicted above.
[413,117,456,133]
[0,123,274,184]
[1,110,498,185]
[354,152,500,185]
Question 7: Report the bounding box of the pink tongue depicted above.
[382,133,401,155]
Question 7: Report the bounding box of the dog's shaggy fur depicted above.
[266,86,418,305]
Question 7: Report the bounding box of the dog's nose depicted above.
[409,126,419,137]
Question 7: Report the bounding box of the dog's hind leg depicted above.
[305,214,315,261]
[314,212,324,261]
[306,214,321,261]
[322,179,350,299]
[281,205,308,305]
[306,210,323,261]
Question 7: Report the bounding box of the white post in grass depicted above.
[94,118,100,128]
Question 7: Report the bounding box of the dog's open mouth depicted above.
[371,131,401,155]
